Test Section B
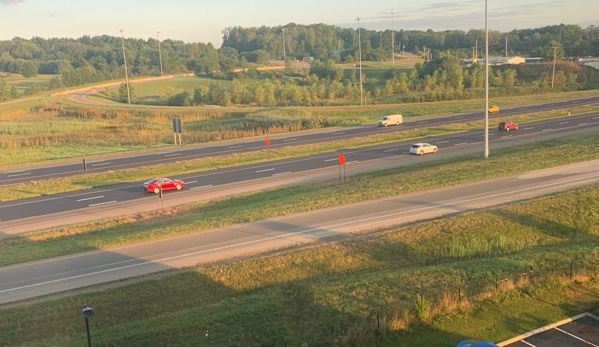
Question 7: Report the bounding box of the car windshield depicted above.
[411,144,420,148]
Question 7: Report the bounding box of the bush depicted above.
[413,294,430,321]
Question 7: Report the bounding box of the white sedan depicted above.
[410,143,438,155]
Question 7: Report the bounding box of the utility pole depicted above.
[282,28,286,60]
[391,12,394,68]
[356,17,363,106]
[551,46,557,89]
[505,36,508,64]
[157,31,164,78]
[475,39,478,62]
[484,0,489,158]
[120,29,131,104]
[402,44,405,57]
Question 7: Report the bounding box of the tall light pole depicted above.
[356,16,363,106]
[120,29,131,104]
[157,31,164,78]
[391,12,394,68]
[82,305,95,347]
[282,28,286,60]
[484,0,489,158]
[551,47,557,89]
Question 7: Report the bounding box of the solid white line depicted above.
[186,181,197,184]
[164,153,182,157]
[593,117,599,120]
[272,172,291,176]
[454,142,468,146]
[384,149,399,152]
[501,135,512,138]
[555,327,599,347]
[579,123,588,126]
[523,127,533,130]
[89,200,117,207]
[91,162,111,166]
[455,116,464,119]
[436,141,449,144]
[283,138,297,142]
[542,129,552,132]
[228,145,243,149]
[332,132,345,135]
[324,158,337,162]
[4,173,597,295]
[520,340,536,347]
[560,122,569,124]
[7,172,30,177]
[346,160,358,164]
[256,168,275,173]
[190,185,213,190]
[76,196,104,202]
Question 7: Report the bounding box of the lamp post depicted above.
[157,31,164,78]
[120,29,131,104]
[391,12,394,68]
[484,0,489,158]
[282,28,286,60]
[82,305,95,347]
[356,16,363,106]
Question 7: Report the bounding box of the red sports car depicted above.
[143,178,185,194]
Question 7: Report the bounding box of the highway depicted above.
[1,159,599,304]
[1,95,598,186]
[1,111,598,227]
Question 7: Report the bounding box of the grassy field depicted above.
[1,90,597,167]
[3,129,599,267]
[0,72,54,92]
[1,180,598,346]
[1,104,598,202]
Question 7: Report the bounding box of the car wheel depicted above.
[419,150,424,155]
[433,148,438,153]
[384,123,388,127]
[176,184,182,190]
[506,127,509,131]
[515,126,518,130]
[153,187,159,194]
[396,122,399,125]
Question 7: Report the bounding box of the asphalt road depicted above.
[1,112,598,226]
[1,159,599,304]
[2,95,598,186]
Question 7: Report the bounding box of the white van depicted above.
[377,114,403,127]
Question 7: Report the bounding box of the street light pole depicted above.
[82,305,95,347]
[551,47,557,89]
[484,0,489,158]
[356,16,363,106]
[282,28,286,60]
[391,12,394,68]
[157,31,164,78]
[120,29,131,104]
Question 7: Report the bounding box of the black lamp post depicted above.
[82,305,95,347]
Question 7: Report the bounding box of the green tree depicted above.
[542,40,565,62]
[118,82,134,102]
[9,85,19,99]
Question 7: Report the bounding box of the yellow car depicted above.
[489,105,499,113]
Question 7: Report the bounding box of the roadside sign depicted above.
[337,153,346,165]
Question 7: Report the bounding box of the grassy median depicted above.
[2,129,599,267]
[1,180,598,346]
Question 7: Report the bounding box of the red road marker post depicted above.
[265,138,271,158]
[337,153,346,182]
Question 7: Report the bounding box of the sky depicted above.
[1,0,597,47]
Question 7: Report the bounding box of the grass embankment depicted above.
[2,130,599,267]
[1,181,599,347]
[0,89,597,166]
[1,104,598,202]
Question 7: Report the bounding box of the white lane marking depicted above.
[190,185,213,190]
[519,108,528,110]
[89,201,117,207]
[418,121,428,124]
[573,101,579,103]
[455,116,464,119]
[579,123,588,126]
[501,135,513,138]
[593,117,599,120]
[228,145,243,149]
[548,104,554,106]
[346,160,358,164]
[7,172,30,178]
[272,172,291,176]
[483,134,496,136]
[542,129,552,132]
[332,132,345,135]
[384,149,399,152]
[164,153,182,157]
[4,174,598,295]
[283,138,297,142]
[186,181,197,184]
[523,127,533,130]
[454,142,468,146]
[76,196,104,202]
[256,168,275,173]
[402,152,411,154]
[555,327,599,347]
[91,162,111,166]
[559,121,569,124]
[324,158,337,162]
[436,141,449,144]
[520,340,536,347]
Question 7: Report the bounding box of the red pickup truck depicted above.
[498,121,518,131]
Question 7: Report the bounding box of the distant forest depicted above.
[0,23,598,92]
